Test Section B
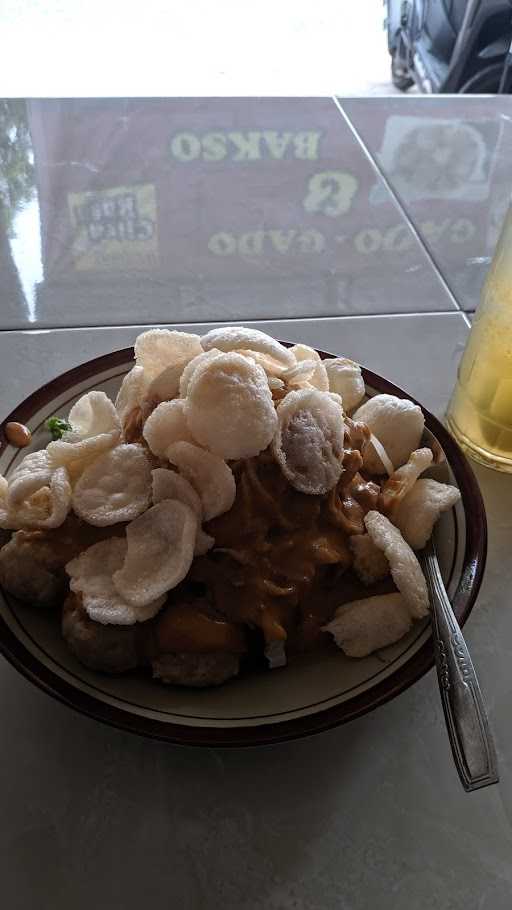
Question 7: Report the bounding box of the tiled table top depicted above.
[1,98,511,910]
[3,97,462,329]
[341,96,512,312]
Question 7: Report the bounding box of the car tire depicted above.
[391,56,414,91]
[459,64,506,93]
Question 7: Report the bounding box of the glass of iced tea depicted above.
[446,204,512,472]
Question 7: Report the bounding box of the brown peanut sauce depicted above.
[123,407,145,445]
[21,417,387,663]
[170,419,383,656]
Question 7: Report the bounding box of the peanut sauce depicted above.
[23,418,380,661]
[170,419,379,654]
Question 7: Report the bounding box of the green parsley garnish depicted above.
[45,416,72,440]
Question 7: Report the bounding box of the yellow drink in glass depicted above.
[447,207,512,472]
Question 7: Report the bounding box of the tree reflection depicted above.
[0,100,35,317]
[0,99,35,234]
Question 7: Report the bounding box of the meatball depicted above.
[62,593,140,674]
[0,531,68,606]
[152,651,240,687]
[0,517,125,608]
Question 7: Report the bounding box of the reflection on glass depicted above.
[352,100,512,311]
[0,99,457,327]
[9,200,43,323]
[0,100,40,323]
[68,184,158,272]
[0,100,35,230]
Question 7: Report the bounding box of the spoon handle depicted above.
[422,541,499,792]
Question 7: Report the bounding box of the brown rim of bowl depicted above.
[0,344,487,747]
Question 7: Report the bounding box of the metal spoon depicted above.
[421,539,499,791]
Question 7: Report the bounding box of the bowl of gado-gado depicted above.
[0,328,486,745]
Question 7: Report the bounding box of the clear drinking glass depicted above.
[446,204,512,472]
